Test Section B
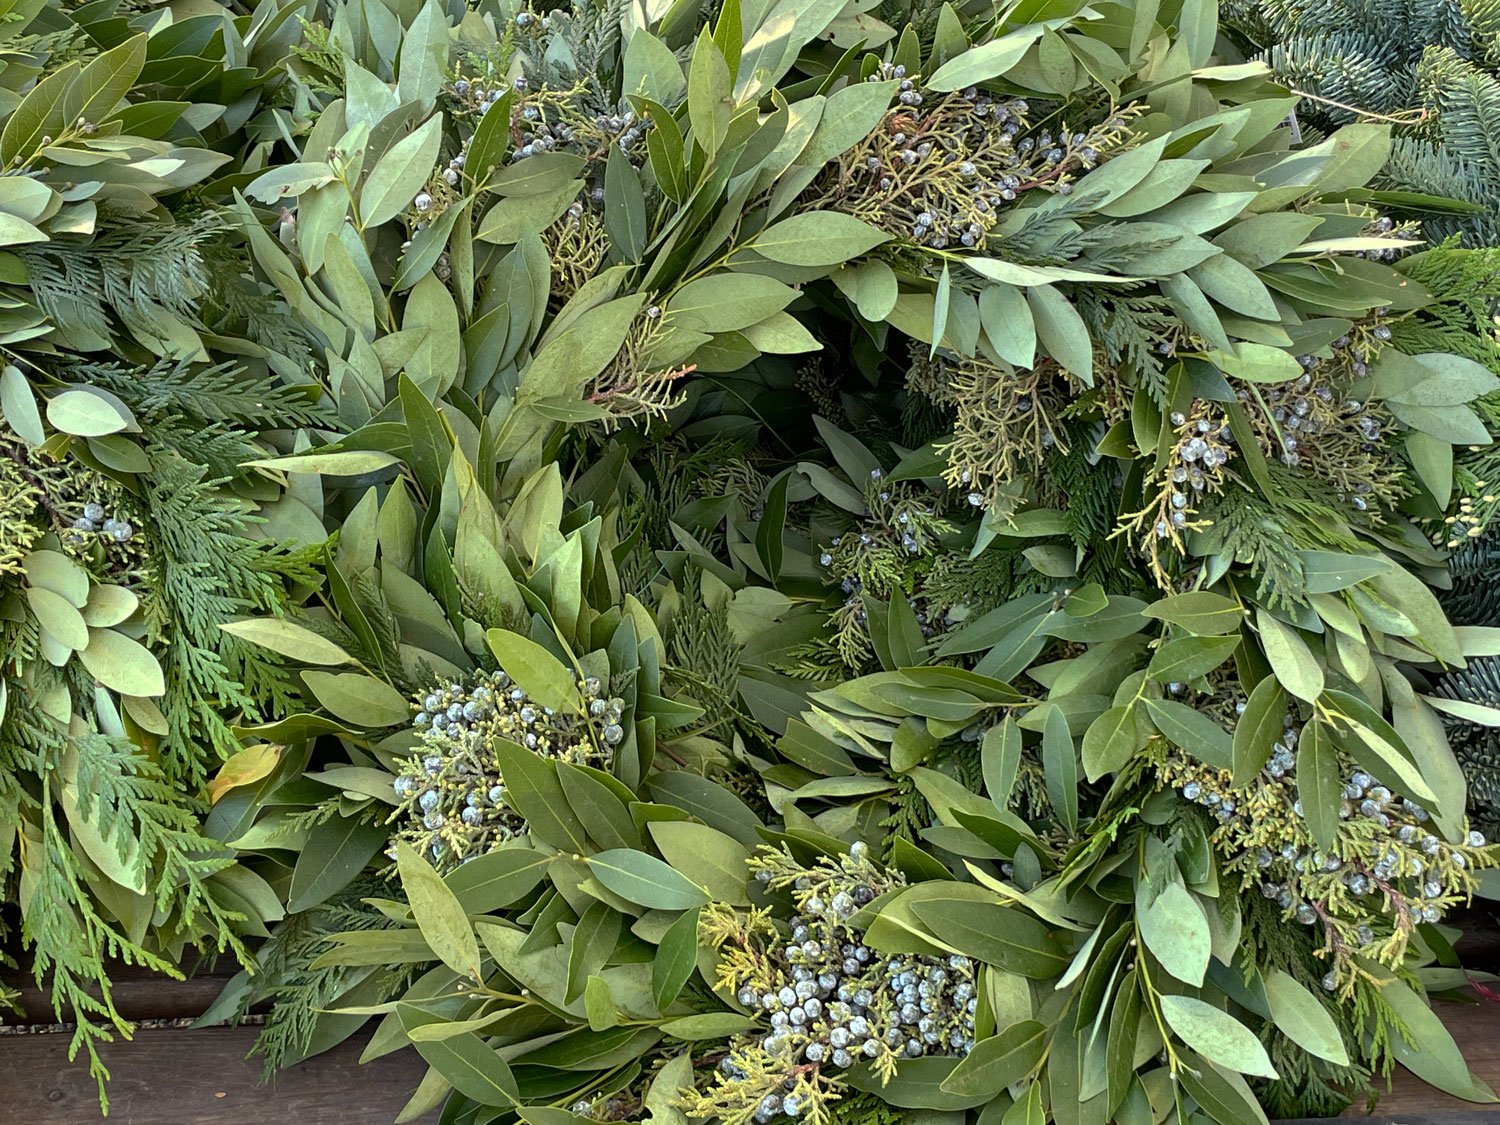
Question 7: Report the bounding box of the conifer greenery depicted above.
[0,0,324,1096]
[1223,0,1500,244]
[4,0,1500,1123]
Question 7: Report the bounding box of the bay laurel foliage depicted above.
[1,0,1500,1124]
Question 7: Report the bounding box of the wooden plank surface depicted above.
[1,960,240,1024]
[3,966,1498,1123]
[0,1026,435,1125]
[1316,998,1500,1123]
[3,1003,1498,1124]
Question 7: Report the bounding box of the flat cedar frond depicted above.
[18,212,219,350]
[141,457,315,781]
[2,687,250,1109]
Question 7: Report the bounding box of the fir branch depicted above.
[18,212,219,350]
[1439,531,1500,623]
[240,879,415,1077]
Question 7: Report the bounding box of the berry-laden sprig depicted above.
[389,670,623,869]
[682,843,978,1125]
[908,346,1070,510]
[806,63,1139,255]
[814,470,955,670]
[1153,717,1495,994]
[1234,305,1408,510]
[0,433,157,670]
[2,435,143,561]
[398,10,650,288]
[1114,401,1235,585]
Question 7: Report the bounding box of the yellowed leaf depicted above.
[207,743,282,804]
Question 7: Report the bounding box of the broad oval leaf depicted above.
[753,211,890,266]
[1138,881,1210,986]
[652,906,700,1011]
[287,815,388,912]
[1159,994,1278,1078]
[939,1019,1047,1096]
[79,628,166,697]
[1265,968,1350,1066]
[587,849,711,910]
[1143,591,1245,635]
[1082,704,1140,781]
[444,846,551,913]
[361,115,444,228]
[46,389,134,437]
[1144,697,1232,770]
[220,618,352,665]
[648,820,751,905]
[927,27,1046,91]
[1257,608,1324,703]
[405,1020,521,1107]
[485,628,581,714]
[1147,635,1240,683]
[301,671,410,727]
[1232,676,1287,785]
[397,841,482,978]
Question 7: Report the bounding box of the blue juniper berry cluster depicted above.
[1157,710,1493,991]
[814,472,954,667]
[1119,401,1233,583]
[388,669,620,869]
[1347,216,1420,261]
[411,7,649,244]
[807,63,1136,251]
[1248,366,1380,470]
[486,7,647,168]
[1156,406,1233,537]
[0,446,142,572]
[819,472,952,569]
[1236,312,1403,508]
[419,11,647,292]
[400,69,518,229]
[685,843,977,1123]
[66,499,133,545]
[566,1091,636,1122]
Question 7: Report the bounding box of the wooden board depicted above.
[2,959,240,1024]
[3,952,1498,1124]
[0,1026,435,1125]
[1316,998,1500,1123]
[4,1003,1499,1124]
